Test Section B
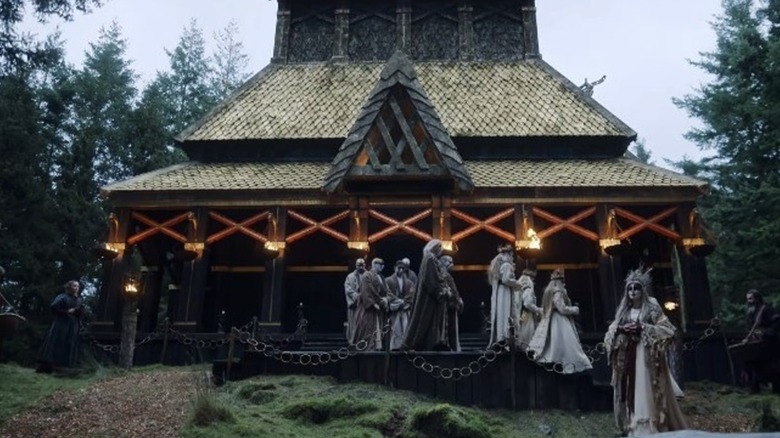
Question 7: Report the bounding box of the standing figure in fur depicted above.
[604,266,687,436]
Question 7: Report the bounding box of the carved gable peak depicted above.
[323,52,473,195]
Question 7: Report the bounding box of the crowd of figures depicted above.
[344,239,691,436]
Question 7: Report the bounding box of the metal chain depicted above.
[402,339,508,381]
[237,321,391,367]
[682,315,721,351]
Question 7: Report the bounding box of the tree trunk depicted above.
[118,301,138,369]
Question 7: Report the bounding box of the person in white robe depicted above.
[343,258,365,342]
[385,260,414,350]
[514,268,541,351]
[528,268,592,373]
[487,244,524,347]
[604,267,687,436]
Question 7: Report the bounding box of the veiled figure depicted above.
[403,240,449,351]
[514,269,541,351]
[440,255,463,352]
[385,260,415,350]
[38,281,82,372]
[487,245,523,346]
[352,258,388,350]
[528,268,592,373]
[343,258,366,342]
[604,267,687,436]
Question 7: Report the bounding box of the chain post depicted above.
[252,316,258,340]
[226,327,237,381]
[160,317,169,364]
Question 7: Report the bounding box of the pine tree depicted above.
[629,138,654,164]
[674,0,780,316]
[212,20,251,100]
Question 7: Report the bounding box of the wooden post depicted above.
[118,301,138,369]
[160,317,169,364]
[261,207,287,329]
[174,207,210,332]
[675,203,715,331]
[272,0,291,63]
[521,0,540,59]
[333,0,350,61]
[226,327,237,381]
[396,0,412,53]
[94,208,131,331]
[457,0,474,60]
[596,204,623,330]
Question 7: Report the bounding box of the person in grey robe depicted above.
[352,258,388,350]
[37,280,83,373]
[403,240,449,351]
[440,255,463,352]
[515,268,541,351]
[385,260,414,350]
[402,257,418,287]
[344,258,366,342]
[487,244,524,347]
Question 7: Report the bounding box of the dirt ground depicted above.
[0,370,202,438]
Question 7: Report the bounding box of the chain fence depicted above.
[79,313,723,380]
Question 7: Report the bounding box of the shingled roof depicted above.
[322,51,473,194]
[176,60,635,144]
[101,157,705,196]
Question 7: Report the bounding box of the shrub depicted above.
[409,404,490,438]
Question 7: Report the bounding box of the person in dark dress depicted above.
[37,280,82,373]
[403,239,449,351]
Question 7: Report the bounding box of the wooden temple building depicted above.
[94,0,726,407]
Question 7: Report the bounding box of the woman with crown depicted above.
[604,267,687,436]
[528,268,592,373]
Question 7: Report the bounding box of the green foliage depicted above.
[629,138,654,164]
[190,387,235,428]
[281,397,378,424]
[212,20,251,100]
[673,0,780,310]
[409,403,490,438]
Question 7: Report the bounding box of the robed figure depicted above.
[528,268,592,373]
[487,244,524,346]
[403,239,449,351]
[514,269,541,351]
[351,258,388,350]
[440,255,463,352]
[604,267,687,436]
[38,281,82,372]
[344,258,366,342]
[385,260,415,350]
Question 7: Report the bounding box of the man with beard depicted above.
[741,289,779,393]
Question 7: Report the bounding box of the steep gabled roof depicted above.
[176,60,635,144]
[322,52,473,194]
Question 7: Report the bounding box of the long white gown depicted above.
[528,290,592,373]
[488,261,521,346]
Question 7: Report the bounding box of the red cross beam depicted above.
[450,208,515,243]
[367,209,433,243]
[532,206,599,242]
[206,211,271,245]
[127,211,190,245]
[286,210,350,244]
[615,207,681,241]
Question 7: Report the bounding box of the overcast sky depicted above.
[25,0,723,166]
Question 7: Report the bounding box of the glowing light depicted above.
[347,241,369,251]
[264,241,286,252]
[664,301,679,311]
[599,238,621,249]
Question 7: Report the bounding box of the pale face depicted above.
[355,259,366,273]
[627,282,643,302]
[66,282,80,296]
[747,293,757,306]
[395,266,404,276]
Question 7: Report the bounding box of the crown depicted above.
[625,265,653,291]
[497,243,513,253]
[550,268,565,280]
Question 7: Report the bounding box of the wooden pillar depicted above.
[333,1,350,61]
[173,208,210,332]
[138,266,162,333]
[432,196,452,246]
[457,0,475,61]
[349,197,370,252]
[675,203,715,331]
[261,206,288,330]
[272,0,291,63]
[93,208,131,332]
[396,0,412,53]
[596,204,623,330]
[521,0,540,59]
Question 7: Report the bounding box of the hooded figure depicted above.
[487,244,524,346]
[344,258,366,342]
[403,240,449,350]
[528,268,592,373]
[385,260,415,350]
[351,258,388,350]
[514,269,541,351]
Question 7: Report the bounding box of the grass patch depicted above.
[281,397,378,424]
[409,403,490,438]
[190,388,235,427]
[0,362,110,425]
